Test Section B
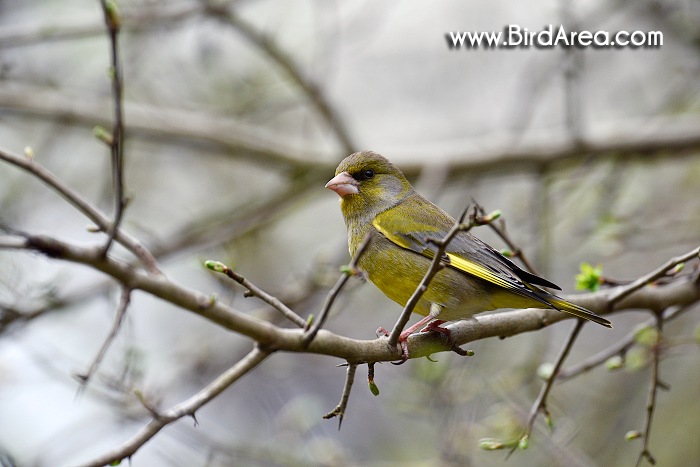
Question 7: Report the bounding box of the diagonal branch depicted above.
[303,233,372,346]
[510,320,585,455]
[77,344,271,467]
[204,3,354,153]
[75,286,132,390]
[557,305,691,381]
[0,148,160,273]
[387,205,499,347]
[607,245,700,306]
[206,260,306,328]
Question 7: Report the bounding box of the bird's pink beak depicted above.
[325,171,359,197]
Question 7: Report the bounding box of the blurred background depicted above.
[1,1,699,466]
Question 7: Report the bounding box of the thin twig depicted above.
[635,312,664,467]
[510,320,585,456]
[557,305,689,381]
[75,286,132,392]
[475,202,540,275]
[205,3,354,153]
[388,204,493,348]
[607,245,700,306]
[206,261,306,328]
[99,0,127,256]
[0,148,160,273]
[303,233,372,346]
[78,345,271,467]
[322,362,357,430]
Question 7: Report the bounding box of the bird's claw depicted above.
[376,327,411,363]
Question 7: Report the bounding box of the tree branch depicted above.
[206,260,306,328]
[98,0,127,256]
[8,234,697,363]
[322,362,357,430]
[303,233,372,346]
[635,312,664,467]
[77,344,271,467]
[0,148,160,273]
[204,3,355,154]
[75,285,132,389]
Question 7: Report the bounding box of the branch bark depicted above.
[8,234,699,364]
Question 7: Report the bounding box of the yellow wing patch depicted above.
[373,216,521,293]
[446,253,518,291]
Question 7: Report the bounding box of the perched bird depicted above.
[326,151,611,355]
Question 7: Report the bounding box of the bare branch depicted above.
[387,205,498,347]
[206,261,306,328]
[303,233,372,346]
[475,202,540,275]
[98,0,127,256]
[5,233,699,363]
[0,148,160,273]
[635,312,664,467]
[557,305,691,381]
[322,362,357,430]
[204,3,355,153]
[511,320,585,455]
[77,345,271,467]
[0,82,325,171]
[75,286,131,390]
[608,245,700,306]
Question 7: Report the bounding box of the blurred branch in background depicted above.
[1,1,699,466]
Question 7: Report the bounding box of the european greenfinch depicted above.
[326,151,612,352]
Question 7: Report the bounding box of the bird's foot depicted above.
[375,327,410,364]
[413,321,469,357]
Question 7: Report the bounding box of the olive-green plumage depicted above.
[326,151,612,329]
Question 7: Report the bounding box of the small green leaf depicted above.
[204,260,227,273]
[368,380,380,396]
[479,438,505,450]
[545,413,555,431]
[537,362,555,381]
[104,0,121,30]
[110,460,122,466]
[484,210,502,222]
[605,355,624,371]
[499,249,513,257]
[633,325,660,347]
[625,347,649,372]
[625,430,642,441]
[575,262,603,291]
[518,434,529,450]
[93,125,113,145]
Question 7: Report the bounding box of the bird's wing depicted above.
[371,198,560,301]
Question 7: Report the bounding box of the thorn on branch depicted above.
[323,362,357,430]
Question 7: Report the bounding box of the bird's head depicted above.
[326,151,414,224]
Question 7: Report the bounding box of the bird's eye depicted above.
[362,169,374,180]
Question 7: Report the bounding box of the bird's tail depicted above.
[544,294,612,328]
